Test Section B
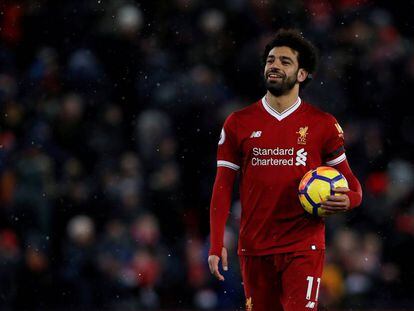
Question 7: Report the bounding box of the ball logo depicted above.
[295,148,307,166]
[218,128,226,145]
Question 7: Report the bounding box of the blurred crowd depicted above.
[1,0,414,310]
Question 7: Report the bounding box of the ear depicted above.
[297,69,308,83]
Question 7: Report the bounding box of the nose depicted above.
[268,59,282,72]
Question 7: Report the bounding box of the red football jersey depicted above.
[217,96,346,256]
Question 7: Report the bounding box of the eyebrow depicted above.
[267,55,294,63]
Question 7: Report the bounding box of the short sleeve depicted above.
[322,115,346,166]
[217,113,241,170]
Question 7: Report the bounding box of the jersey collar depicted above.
[261,95,302,121]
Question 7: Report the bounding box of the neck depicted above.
[265,87,300,113]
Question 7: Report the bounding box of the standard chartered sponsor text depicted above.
[252,147,296,166]
[252,157,294,166]
[252,147,294,156]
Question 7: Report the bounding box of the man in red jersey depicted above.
[208,29,362,311]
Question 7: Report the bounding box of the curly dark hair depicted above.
[262,29,319,87]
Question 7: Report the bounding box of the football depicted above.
[298,166,348,217]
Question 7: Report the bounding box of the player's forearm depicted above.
[209,167,237,256]
[334,159,362,208]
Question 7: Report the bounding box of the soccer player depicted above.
[208,29,362,311]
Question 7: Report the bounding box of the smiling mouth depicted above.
[267,73,284,81]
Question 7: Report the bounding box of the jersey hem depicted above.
[237,244,326,256]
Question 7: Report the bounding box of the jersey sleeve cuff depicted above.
[326,153,346,166]
[209,245,223,257]
[217,160,240,171]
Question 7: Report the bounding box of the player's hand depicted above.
[208,247,228,281]
[320,187,350,216]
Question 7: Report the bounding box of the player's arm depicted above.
[208,113,240,281]
[320,115,362,215]
[208,166,237,281]
[320,158,362,215]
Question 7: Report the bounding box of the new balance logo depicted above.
[250,131,262,138]
[305,301,316,309]
[295,148,307,166]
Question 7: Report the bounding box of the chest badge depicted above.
[296,126,308,145]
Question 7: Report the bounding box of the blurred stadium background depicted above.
[1,0,414,310]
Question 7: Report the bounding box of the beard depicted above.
[264,70,298,96]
